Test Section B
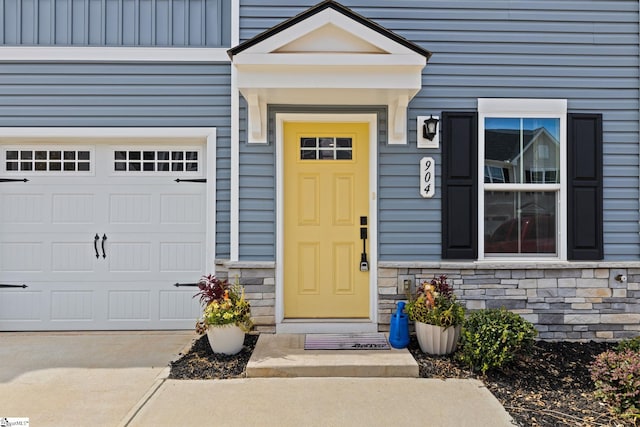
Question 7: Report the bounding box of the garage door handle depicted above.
[0,284,28,288]
[101,234,107,259]
[94,234,100,259]
[174,283,199,287]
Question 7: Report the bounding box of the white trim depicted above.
[232,0,240,46]
[274,113,378,334]
[0,126,217,275]
[230,78,240,260]
[0,47,230,62]
[477,98,567,261]
[478,98,567,115]
[0,127,216,138]
[232,53,426,66]
[206,130,217,275]
[229,0,240,261]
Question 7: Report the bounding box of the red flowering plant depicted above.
[590,343,640,419]
[194,275,252,334]
[406,275,465,328]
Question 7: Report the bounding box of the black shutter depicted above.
[441,112,478,259]
[567,113,603,260]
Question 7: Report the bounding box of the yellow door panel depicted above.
[298,242,320,294]
[298,174,320,225]
[333,242,355,294]
[284,121,369,318]
[333,175,354,225]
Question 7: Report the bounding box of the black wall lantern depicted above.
[422,115,439,141]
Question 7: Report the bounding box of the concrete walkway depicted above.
[0,332,515,427]
[129,377,515,427]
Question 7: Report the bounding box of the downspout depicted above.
[638,0,640,237]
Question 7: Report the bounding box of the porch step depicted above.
[246,334,419,378]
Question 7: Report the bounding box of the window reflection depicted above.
[484,191,556,255]
[485,118,560,184]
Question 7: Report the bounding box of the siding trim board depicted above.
[0,46,230,62]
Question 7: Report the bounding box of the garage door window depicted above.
[113,149,200,173]
[4,148,92,173]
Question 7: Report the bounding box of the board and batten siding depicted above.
[0,0,231,47]
[0,61,233,259]
[240,0,640,261]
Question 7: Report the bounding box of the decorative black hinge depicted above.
[0,284,28,288]
[0,178,29,183]
[174,282,199,287]
[174,178,206,183]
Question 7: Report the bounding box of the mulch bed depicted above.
[170,334,631,427]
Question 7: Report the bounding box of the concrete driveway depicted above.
[0,331,195,427]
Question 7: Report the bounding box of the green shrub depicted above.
[616,336,640,353]
[590,348,640,419]
[456,308,537,374]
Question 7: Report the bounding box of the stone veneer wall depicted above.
[216,260,640,340]
[378,262,640,341]
[215,261,276,333]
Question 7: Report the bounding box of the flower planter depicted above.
[206,324,245,355]
[415,322,461,355]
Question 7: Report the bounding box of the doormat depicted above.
[304,333,390,350]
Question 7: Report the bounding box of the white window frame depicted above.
[478,98,567,261]
[109,146,204,176]
[2,145,95,176]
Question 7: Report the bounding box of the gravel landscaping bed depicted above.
[169,334,629,427]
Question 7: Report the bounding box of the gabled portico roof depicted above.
[228,0,431,144]
[228,0,432,60]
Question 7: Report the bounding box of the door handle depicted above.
[359,216,369,272]
[94,234,100,259]
[101,234,107,259]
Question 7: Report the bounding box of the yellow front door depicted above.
[284,121,370,318]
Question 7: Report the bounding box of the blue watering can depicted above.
[389,301,410,349]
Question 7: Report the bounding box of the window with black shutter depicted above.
[441,100,603,261]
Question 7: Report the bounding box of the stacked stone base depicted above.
[216,260,640,340]
[215,261,277,333]
[379,262,640,341]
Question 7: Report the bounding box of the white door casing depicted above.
[0,128,216,331]
[275,114,378,334]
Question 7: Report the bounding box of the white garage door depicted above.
[0,140,208,330]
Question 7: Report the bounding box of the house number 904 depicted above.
[420,157,435,198]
